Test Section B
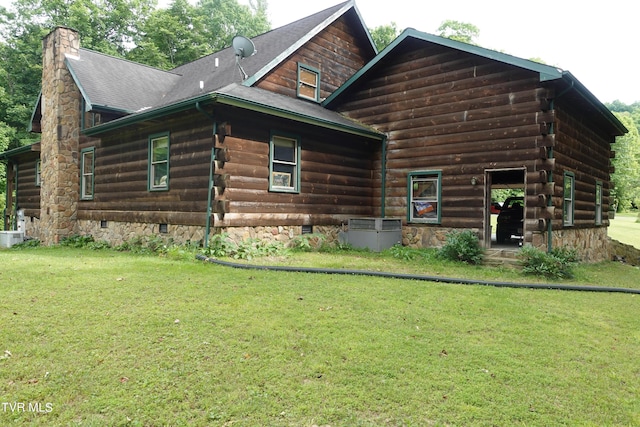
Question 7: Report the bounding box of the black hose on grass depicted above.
[195,255,640,295]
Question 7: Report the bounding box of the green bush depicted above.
[9,239,41,249]
[290,233,326,252]
[437,230,484,265]
[204,233,286,260]
[518,245,580,279]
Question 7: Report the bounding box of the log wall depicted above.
[336,43,551,237]
[78,106,379,229]
[551,104,615,228]
[256,11,373,100]
[14,155,40,218]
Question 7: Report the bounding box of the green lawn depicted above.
[1,248,639,426]
[609,212,640,248]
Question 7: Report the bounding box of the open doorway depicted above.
[485,169,525,248]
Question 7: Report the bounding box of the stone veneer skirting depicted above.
[74,220,345,248]
[403,225,612,263]
[22,217,625,264]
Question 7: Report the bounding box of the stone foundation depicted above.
[74,220,344,248]
[402,225,480,248]
[403,225,614,263]
[530,227,611,263]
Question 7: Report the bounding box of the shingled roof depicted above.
[63,0,370,116]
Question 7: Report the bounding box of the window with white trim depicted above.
[269,134,300,193]
[80,147,94,200]
[563,172,575,226]
[408,171,441,223]
[149,133,169,191]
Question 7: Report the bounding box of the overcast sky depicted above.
[1,0,636,104]
[259,0,638,105]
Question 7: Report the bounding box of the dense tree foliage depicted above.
[608,106,640,211]
[369,22,399,52]
[436,19,479,45]
[0,0,269,225]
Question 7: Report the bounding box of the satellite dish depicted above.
[232,35,256,59]
[232,36,256,81]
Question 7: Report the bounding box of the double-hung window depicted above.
[80,147,94,200]
[563,172,575,226]
[297,63,320,102]
[408,171,441,223]
[149,133,170,191]
[595,181,603,225]
[269,133,300,193]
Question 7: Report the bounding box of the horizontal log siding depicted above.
[78,107,378,228]
[16,157,40,217]
[553,105,614,227]
[336,43,549,229]
[78,109,212,226]
[217,111,377,227]
[256,13,372,100]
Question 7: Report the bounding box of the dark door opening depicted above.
[485,169,525,248]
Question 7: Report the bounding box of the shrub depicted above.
[9,239,41,249]
[518,245,580,279]
[59,234,95,248]
[203,233,286,260]
[290,233,326,252]
[437,230,483,264]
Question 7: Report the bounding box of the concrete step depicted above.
[483,248,521,267]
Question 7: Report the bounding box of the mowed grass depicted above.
[609,212,640,248]
[1,248,639,426]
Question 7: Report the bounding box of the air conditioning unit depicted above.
[0,231,24,248]
[347,218,402,252]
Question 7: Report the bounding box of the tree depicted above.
[369,22,399,52]
[611,112,640,211]
[129,0,270,69]
[436,19,479,45]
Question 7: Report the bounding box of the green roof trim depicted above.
[83,92,217,136]
[323,27,626,136]
[243,0,377,87]
[324,28,564,107]
[0,142,40,161]
[83,88,384,141]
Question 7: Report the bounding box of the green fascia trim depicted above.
[27,91,42,133]
[84,91,383,141]
[243,0,360,87]
[0,142,40,160]
[66,57,135,115]
[83,93,217,136]
[324,28,564,107]
[560,71,627,136]
[352,1,378,55]
[214,92,384,140]
[65,57,94,112]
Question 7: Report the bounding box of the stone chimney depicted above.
[40,27,81,244]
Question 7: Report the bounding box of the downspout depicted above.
[381,135,387,217]
[546,80,574,252]
[195,102,216,248]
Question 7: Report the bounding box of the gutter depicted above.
[83,91,383,141]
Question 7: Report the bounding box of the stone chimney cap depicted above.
[42,26,80,40]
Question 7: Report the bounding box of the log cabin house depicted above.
[1,0,627,261]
